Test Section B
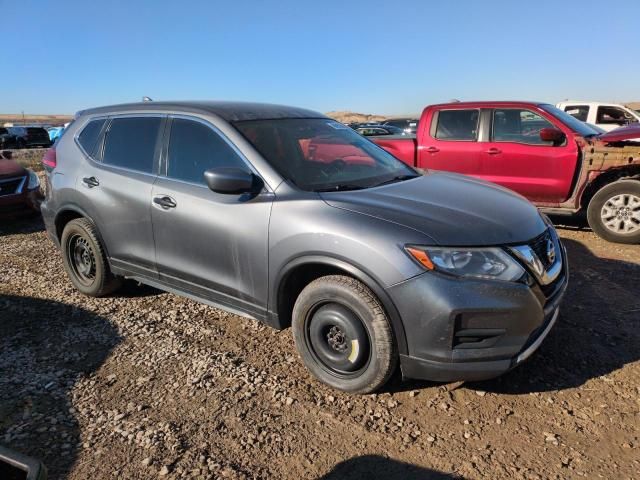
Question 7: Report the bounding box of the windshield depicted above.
[234,118,417,191]
[539,104,600,137]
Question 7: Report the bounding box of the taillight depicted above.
[42,147,57,169]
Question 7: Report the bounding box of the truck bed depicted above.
[370,135,417,167]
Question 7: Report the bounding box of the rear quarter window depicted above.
[102,117,162,174]
[77,119,107,157]
[434,110,479,141]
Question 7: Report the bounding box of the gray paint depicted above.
[41,101,567,383]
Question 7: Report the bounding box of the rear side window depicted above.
[102,117,162,174]
[434,110,479,141]
[77,119,106,156]
[563,105,589,122]
[167,118,244,184]
[492,109,554,145]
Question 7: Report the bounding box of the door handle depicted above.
[485,148,502,155]
[425,146,440,153]
[153,196,177,209]
[82,176,99,188]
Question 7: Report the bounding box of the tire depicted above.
[587,179,640,244]
[292,275,397,394]
[60,218,122,296]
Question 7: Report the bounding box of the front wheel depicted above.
[292,275,397,394]
[587,179,640,244]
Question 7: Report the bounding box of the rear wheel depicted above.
[587,179,640,244]
[292,275,397,394]
[61,218,122,296]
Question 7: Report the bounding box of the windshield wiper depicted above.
[314,184,365,192]
[371,174,420,188]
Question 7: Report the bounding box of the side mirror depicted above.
[204,167,261,195]
[539,128,566,145]
[1,150,13,160]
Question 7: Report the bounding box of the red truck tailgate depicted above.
[371,136,417,167]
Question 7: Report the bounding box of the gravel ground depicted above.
[1,217,638,479]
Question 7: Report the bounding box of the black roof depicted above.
[78,101,326,122]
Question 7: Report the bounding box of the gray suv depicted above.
[41,101,568,393]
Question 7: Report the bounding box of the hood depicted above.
[0,159,26,177]
[320,172,546,246]
[596,123,640,143]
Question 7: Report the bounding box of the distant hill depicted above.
[1,114,72,127]
[325,111,389,124]
[626,102,640,111]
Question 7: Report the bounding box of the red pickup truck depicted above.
[372,101,640,244]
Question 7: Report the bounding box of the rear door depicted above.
[417,108,483,175]
[480,107,577,203]
[151,116,272,318]
[76,115,163,277]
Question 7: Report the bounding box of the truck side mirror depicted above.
[539,128,566,145]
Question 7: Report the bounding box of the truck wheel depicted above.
[587,179,640,244]
[292,275,397,394]
[61,218,122,296]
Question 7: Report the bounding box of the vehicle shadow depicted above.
[0,215,45,238]
[0,294,122,478]
[390,237,640,395]
[318,455,460,479]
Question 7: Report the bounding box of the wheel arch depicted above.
[581,166,640,209]
[270,255,408,356]
[54,205,111,259]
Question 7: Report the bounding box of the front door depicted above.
[151,116,272,318]
[480,108,578,203]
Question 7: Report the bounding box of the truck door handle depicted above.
[82,176,99,188]
[486,148,502,155]
[425,146,440,153]
[153,195,177,209]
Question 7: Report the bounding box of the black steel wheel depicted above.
[61,218,121,296]
[292,275,397,394]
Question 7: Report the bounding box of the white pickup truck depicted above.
[556,101,640,132]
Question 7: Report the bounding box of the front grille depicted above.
[529,229,553,269]
[0,177,25,196]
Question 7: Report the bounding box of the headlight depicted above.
[27,170,40,190]
[405,245,525,282]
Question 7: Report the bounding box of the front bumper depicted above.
[390,249,568,383]
[0,188,42,218]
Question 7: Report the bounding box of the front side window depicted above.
[492,109,554,145]
[564,105,589,122]
[434,110,479,141]
[596,106,636,125]
[167,118,245,184]
[102,117,162,174]
[234,118,417,192]
[77,119,106,157]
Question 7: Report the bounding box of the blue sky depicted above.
[2,0,638,115]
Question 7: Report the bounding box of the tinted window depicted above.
[77,119,106,156]
[539,104,600,137]
[167,118,244,184]
[0,128,7,135]
[435,110,479,140]
[492,109,554,145]
[564,105,589,122]
[102,117,161,173]
[596,106,636,125]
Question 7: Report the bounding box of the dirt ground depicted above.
[0,216,638,480]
